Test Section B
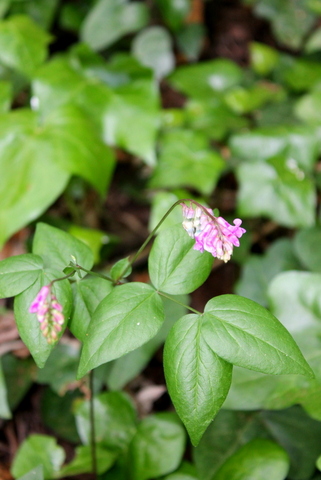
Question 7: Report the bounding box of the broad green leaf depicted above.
[33,222,94,273]
[0,80,12,112]
[185,98,249,141]
[74,391,137,450]
[148,224,213,295]
[14,270,72,367]
[254,0,315,49]
[9,0,60,29]
[236,155,316,228]
[168,59,243,100]
[17,466,44,480]
[235,238,300,306]
[132,26,175,80]
[213,438,289,480]
[0,254,43,298]
[305,26,321,53]
[164,314,232,446]
[81,0,149,50]
[0,109,69,248]
[0,360,11,419]
[40,104,116,195]
[268,271,321,332]
[249,41,280,75]
[11,434,65,480]
[2,354,35,410]
[202,294,313,376]
[149,129,225,195]
[224,82,285,115]
[77,283,164,377]
[193,410,264,480]
[0,15,51,76]
[70,277,113,342]
[36,343,80,394]
[69,225,111,265]
[294,227,321,272]
[261,407,321,480]
[41,389,80,443]
[295,90,321,124]
[149,191,183,233]
[280,58,321,91]
[107,293,188,390]
[127,412,186,480]
[110,257,132,283]
[156,0,191,31]
[317,455,321,471]
[58,445,116,477]
[230,126,319,171]
[176,24,205,62]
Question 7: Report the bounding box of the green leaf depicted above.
[168,59,243,100]
[280,57,321,92]
[2,354,35,410]
[164,314,232,446]
[236,155,316,228]
[0,109,69,248]
[156,0,191,31]
[249,41,280,75]
[132,26,175,79]
[106,293,188,390]
[74,391,137,450]
[148,224,213,295]
[9,0,60,30]
[254,0,316,49]
[58,445,116,477]
[70,277,113,342]
[68,225,111,265]
[41,388,80,443]
[81,0,149,50]
[36,343,80,394]
[149,191,183,233]
[33,223,94,273]
[110,257,132,282]
[202,294,314,377]
[294,227,321,272]
[0,15,51,76]
[0,359,11,419]
[176,24,205,62]
[224,82,285,115]
[235,238,300,306]
[149,129,225,195]
[11,434,65,480]
[268,271,321,332]
[40,104,116,196]
[0,80,12,112]
[77,283,164,377]
[17,466,44,480]
[305,26,321,53]
[14,270,72,367]
[230,125,319,171]
[213,438,289,480]
[0,254,43,298]
[127,412,186,480]
[193,410,263,480]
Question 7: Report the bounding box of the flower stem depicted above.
[89,370,97,478]
[75,264,113,282]
[157,291,202,315]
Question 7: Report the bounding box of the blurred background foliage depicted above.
[2,0,321,479]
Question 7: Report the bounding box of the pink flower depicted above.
[29,285,64,344]
[181,203,246,262]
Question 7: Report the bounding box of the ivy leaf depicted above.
[164,314,232,446]
[0,254,43,298]
[14,270,72,368]
[149,224,213,295]
[202,295,314,377]
[77,283,164,378]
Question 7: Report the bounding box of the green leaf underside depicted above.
[77,283,164,377]
[148,224,213,295]
[164,314,232,446]
[14,270,72,368]
[0,254,43,298]
[202,295,313,377]
[33,222,94,273]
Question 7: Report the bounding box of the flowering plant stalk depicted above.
[0,201,314,475]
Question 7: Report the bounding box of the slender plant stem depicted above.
[49,271,76,285]
[157,291,202,315]
[76,264,113,282]
[89,370,97,478]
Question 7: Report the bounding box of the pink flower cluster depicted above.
[181,203,246,262]
[29,285,64,344]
